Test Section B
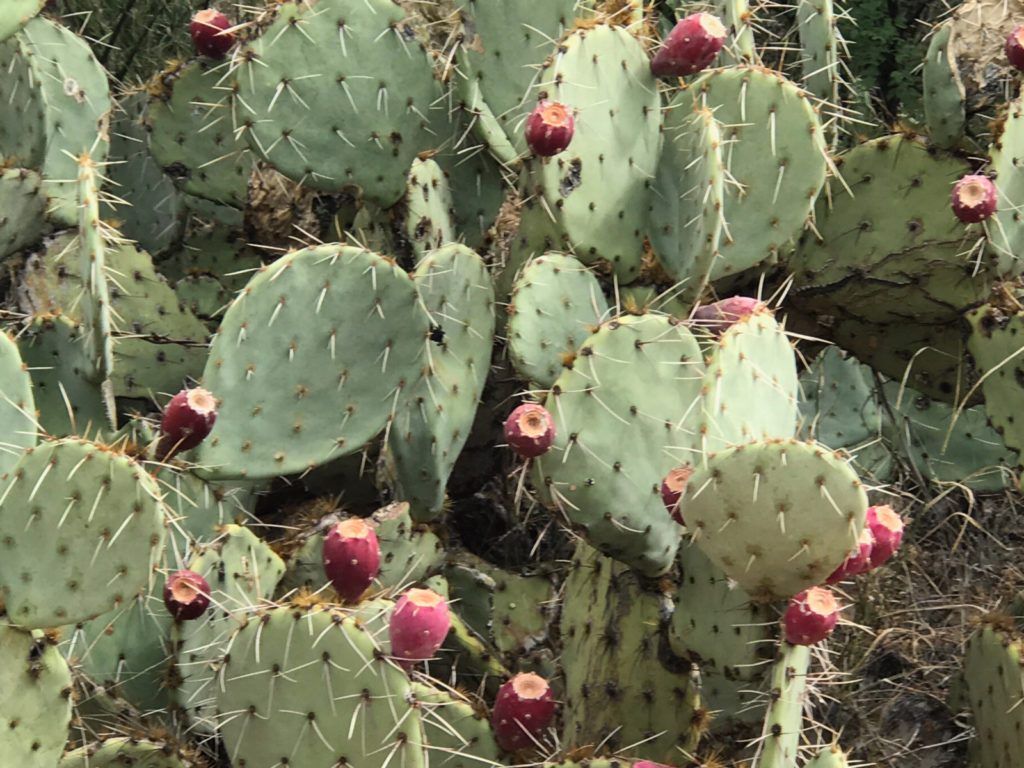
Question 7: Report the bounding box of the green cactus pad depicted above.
[16,315,107,438]
[883,381,1016,491]
[234,0,439,206]
[8,16,112,225]
[922,21,966,150]
[387,244,494,519]
[0,626,72,768]
[698,308,800,452]
[146,59,252,208]
[519,23,662,283]
[690,65,828,280]
[560,541,703,762]
[0,167,47,260]
[797,0,839,104]
[986,96,1024,276]
[963,622,1024,768]
[404,158,457,258]
[0,439,166,629]
[714,0,755,63]
[214,604,426,768]
[196,244,429,479]
[683,438,868,599]
[0,0,43,42]
[533,313,705,576]
[507,253,608,388]
[411,682,502,768]
[965,303,1024,465]
[18,231,210,400]
[758,641,811,768]
[790,134,994,324]
[0,331,37,477]
[649,104,725,301]
[173,524,285,733]
[59,738,194,768]
[103,89,186,256]
[803,746,850,768]
[455,0,577,152]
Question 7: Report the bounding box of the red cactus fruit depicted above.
[865,505,904,568]
[824,527,875,585]
[490,672,557,752]
[1007,23,1024,71]
[157,387,217,459]
[661,466,693,525]
[651,12,727,78]
[525,101,575,157]
[783,586,839,646]
[504,403,556,459]
[322,518,380,604]
[164,569,211,621]
[950,174,997,223]
[691,296,765,335]
[190,9,235,59]
[389,588,451,667]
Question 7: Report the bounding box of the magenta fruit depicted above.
[865,505,904,568]
[783,586,839,646]
[490,672,556,752]
[661,466,693,525]
[1007,23,1024,71]
[651,12,727,78]
[504,403,556,459]
[322,518,380,604]
[824,527,875,585]
[163,569,211,621]
[691,296,765,335]
[190,9,235,59]
[950,174,997,223]
[389,588,451,667]
[525,101,575,157]
[156,387,217,460]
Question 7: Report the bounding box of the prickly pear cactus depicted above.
[963,618,1024,768]
[0,439,166,629]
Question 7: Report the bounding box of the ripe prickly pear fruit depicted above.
[865,505,904,568]
[691,296,765,335]
[190,9,235,59]
[164,569,211,620]
[824,527,875,584]
[651,12,727,78]
[950,174,997,223]
[504,403,556,458]
[156,387,217,460]
[1007,24,1024,71]
[783,586,839,645]
[490,672,556,752]
[525,101,575,157]
[322,518,380,604]
[389,588,451,667]
[661,466,693,525]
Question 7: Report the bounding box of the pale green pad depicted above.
[986,96,1024,276]
[411,682,502,768]
[0,331,37,477]
[791,134,993,324]
[698,309,799,453]
[684,439,868,599]
[922,21,966,150]
[692,66,827,280]
[533,313,705,576]
[0,0,44,42]
[234,0,439,205]
[758,641,811,768]
[197,244,429,479]
[404,158,456,260]
[0,167,47,260]
[797,0,839,103]
[60,738,192,767]
[964,624,1024,768]
[519,23,662,283]
[507,252,609,388]
[0,440,166,628]
[173,524,285,733]
[215,605,426,768]
[0,625,72,768]
[146,60,251,207]
[388,244,494,519]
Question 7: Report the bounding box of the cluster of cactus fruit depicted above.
[5,0,1024,766]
